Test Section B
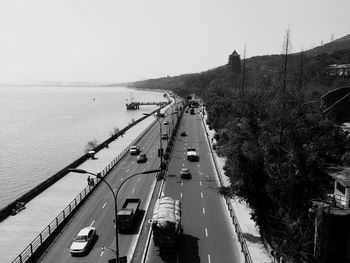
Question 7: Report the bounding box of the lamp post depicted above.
[68,168,161,263]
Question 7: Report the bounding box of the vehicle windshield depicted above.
[74,235,88,242]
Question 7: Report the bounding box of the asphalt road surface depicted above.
[144,108,243,263]
[37,113,175,263]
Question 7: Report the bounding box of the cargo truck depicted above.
[117,198,141,231]
[151,196,182,250]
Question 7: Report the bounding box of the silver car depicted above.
[70,227,96,256]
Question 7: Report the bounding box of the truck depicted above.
[117,198,141,231]
[151,196,182,250]
[187,147,199,161]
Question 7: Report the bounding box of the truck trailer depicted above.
[151,196,182,250]
[117,198,141,231]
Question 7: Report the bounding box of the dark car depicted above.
[137,154,147,163]
[180,168,191,179]
[180,131,187,137]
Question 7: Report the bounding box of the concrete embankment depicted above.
[0,106,166,223]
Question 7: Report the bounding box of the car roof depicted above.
[78,227,95,236]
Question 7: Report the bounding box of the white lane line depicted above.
[205,228,208,237]
[203,207,206,214]
[198,163,200,167]
[201,192,203,199]
[180,193,182,198]
[138,177,141,182]
[208,254,211,263]
[182,163,185,167]
[90,220,95,227]
[113,188,117,193]
[100,251,104,257]
[126,169,130,173]
[132,188,135,194]
[181,181,184,186]
[102,202,107,209]
[199,181,202,186]
[121,177,124,181]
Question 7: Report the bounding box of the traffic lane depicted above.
[38,121,162,262]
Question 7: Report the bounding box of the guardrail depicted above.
[11,104,169,263]
[200,110,253,263]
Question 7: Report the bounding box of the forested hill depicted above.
[129,34,350,262]
[129,34,350,98]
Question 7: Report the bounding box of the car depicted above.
[161,133,169,140]
[70,227,96,256]
[180,168,191,179]
[187,147,199,161]
[180,131,187,137]
[163,121,169,125]
[130,145,140,155]
[137,153,147,163]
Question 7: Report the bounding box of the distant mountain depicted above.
[304,34,350,56]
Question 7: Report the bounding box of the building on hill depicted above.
[326,64,350,77]
[228,50,241,75]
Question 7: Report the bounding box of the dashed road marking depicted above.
[201,192,203,199]
[120,177,124,181]
[132,188,135,194]
[199,181,202,186]
[100,251,104,257]
[113,188,117,193]
[90,220,95,227]
[203,208,206,214]
[181,181,184,186]
[180,193,182,198]
[102,202,107,209]
[208,254,211,263]
[205,228,208,237]
[138,177,141,182]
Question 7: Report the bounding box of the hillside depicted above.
[304,34,350,56]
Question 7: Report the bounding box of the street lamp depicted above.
[68,168,161,263]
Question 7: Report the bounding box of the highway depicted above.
[145,108,243,263]
[37,111,174,263]
[37,106,242,263]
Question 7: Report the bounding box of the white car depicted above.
[130,145,140,155]
[70,227,96,256]
[187,148,199,161]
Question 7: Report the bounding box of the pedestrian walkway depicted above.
[0,105,172,263]
[201,110,273,263]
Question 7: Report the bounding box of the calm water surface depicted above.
[0,86,165,208]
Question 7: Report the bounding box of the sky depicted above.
[0,0,349,84]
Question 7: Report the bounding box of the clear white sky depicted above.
[0,0,349,83]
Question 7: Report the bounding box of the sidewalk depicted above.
[0,105,171,263]
[201,111,273,263]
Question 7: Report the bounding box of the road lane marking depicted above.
[198,164,200,167]
[208,254,211,263]
[203,208,205,214]
[181,181,184,186]
[201,192,203,198]
[199,181,202,186]
[180,193,182,198]
[205,228,208,237]
[138,177,141,182]
[90,220,95,227]
[132,188,135,194]
[102,202,107,209]
[126,169,130,172]
[121,177,124,181]
[100,251,104,257]
[182,163,185,167]
[113,188,117,193]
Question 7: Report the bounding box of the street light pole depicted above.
[68,168,161,263]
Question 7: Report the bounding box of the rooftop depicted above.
[328,166,350,186]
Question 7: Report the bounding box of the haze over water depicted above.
[0,86,165,208]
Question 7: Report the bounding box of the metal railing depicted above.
[11,107,164,263]
[200,110,253,263]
